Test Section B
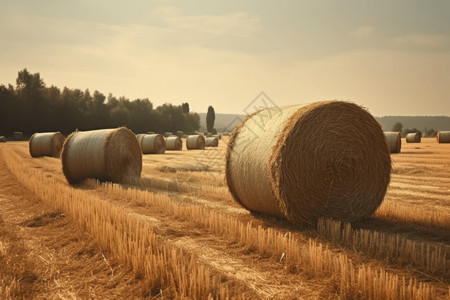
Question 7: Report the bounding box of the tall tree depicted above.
[181,102,190,114]
[206,105,215,133]
[392,122,403,132]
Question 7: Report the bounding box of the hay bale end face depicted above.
[384,132,402,153]
[166,136,183,150]
[29,132,65,158]
[186,135,205,150]
[61,127,142,184]
[406,132,421,143]
[140,134,166,154]
[0,136,6,143]
[437,131,450,143]
[226,101,392,225]
[205,137,219,147]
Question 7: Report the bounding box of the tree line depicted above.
[391,122,437,138]
[0,69,200,137]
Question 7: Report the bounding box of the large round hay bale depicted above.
[140,134,166,154]
[384,132,402,153]
[405,132,421,143]
[166,136,182,150]
[0,136,6,143]
[437,131,450,143]
[226,101,391,225]
[13,132,23,141]
[186,135,205,150]
[29,132,65,158]
[205,137,219,147]
[61,127,142,184]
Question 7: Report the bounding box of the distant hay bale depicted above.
[205,137,219,147]
[226,101,392,225]
[135,134,146,146]
[406,132,421,143]
[0,136,6,143]
[160,161,209,173]
[137,134,166,154]
[384,132,402,153]
[186,135,205,150]
[29,132,65,158]
[147,131,155,134]
[437,131,450,143]
[176,131,184,137]
[13,132,23,141]
[164,132,173,137]
[166,136,183,150]
[61,127,142,184]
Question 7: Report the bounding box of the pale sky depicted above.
[1,0,449,116]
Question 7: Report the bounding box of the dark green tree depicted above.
[182,102,190,114]
[184,112,200,134]
[392,122,403,132]
[206,106,215,133]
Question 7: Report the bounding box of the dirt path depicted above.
[0,153,146,299]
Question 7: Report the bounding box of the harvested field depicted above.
[0,137,449,299]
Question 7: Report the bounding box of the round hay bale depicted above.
[61,127,142,184]
[437,131,450,143]
[205,137,219,147]
[166,136,183,150]
[0,136,6,143]
[405,132,421,143]
[135,134,146,147]
[186,135,205,150]
[140,134,166,154]
[176,131,184,137]
[226,101,392,225]
[147,131,155,134]
[384,132,402,153]
[29,132,65,158]
[13,132,23,141]
[164,132,173,137]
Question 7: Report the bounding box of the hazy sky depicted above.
[1,0,449,116]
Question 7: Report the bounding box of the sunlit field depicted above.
[0,137,449,299]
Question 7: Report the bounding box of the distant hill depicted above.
[376,116,450,132]
[198,113,450,133]
[198,113,245,133]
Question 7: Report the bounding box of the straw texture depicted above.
[29,132,65,158]
[61,127,142,184]
[226,101,392,225]
[437,131,450,143]
[160,161,209,173]
[205,137,219,147]
[137,134,166,154]
[186,135,205,150]
[166,136,183,150]
[384,132,402,153]
[405,132,421,143]
[0,136,6,143]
